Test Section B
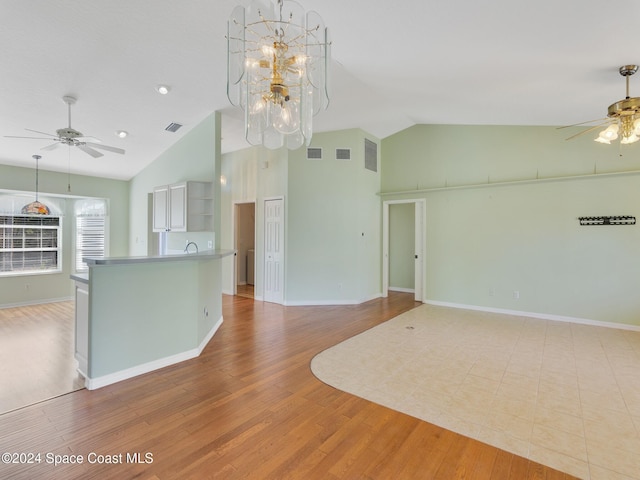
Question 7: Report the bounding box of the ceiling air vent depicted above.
[364,139,378,172]
[336,148,351,160]
[307,147,322,160]
[165,122,183,133]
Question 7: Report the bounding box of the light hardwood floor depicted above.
[0,293,577,479]
[236,283,254,298]
[0,301,84,414]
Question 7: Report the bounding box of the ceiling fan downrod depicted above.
[619,65,638,99]
[63,95,77,128]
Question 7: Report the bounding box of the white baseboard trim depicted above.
[85,315,224,390]
[0,296,74,309]
[197,316,223,354]
[285,299,352,306]
[361,292,383,304]
[424,299,640,332]
[389,287,415,294]
[284,293,382,307]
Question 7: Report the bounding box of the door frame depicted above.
[232,200,256,296]
[382,198,426,302]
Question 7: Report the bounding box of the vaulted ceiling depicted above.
[1,0,639,180]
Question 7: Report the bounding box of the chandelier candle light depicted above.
[227,0,330,150]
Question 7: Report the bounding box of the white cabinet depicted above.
[74,279,89,378]
[153,181,213,232]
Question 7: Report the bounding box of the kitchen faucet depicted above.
[184,241,199,254]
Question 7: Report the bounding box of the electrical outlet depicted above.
[513,290,520,299]
[489,287,495,296]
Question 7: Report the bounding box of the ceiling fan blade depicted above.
[77,135,102,142]
[25,128,58,137]
[564,123,610,141]
[557,118,609,129]
[84,141,125,155]
[3,135,57,140]
[41,142,61,151]
[77,143,104,158]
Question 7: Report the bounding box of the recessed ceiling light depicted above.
[156,85,171,95]
[115,130,128,138]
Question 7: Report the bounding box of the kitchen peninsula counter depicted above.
[84,248,234,266]
[74,249,234,390]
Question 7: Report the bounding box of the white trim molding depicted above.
[284,293,382,307]
[85,316,224,390]
[0,296,73,309]
[389,287,415,294]
[425,300,640,332]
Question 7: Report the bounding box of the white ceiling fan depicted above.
[4,95,125,158]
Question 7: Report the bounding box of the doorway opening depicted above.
[382,199,425,302]
[234,202,256,298]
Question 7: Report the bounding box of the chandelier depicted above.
[227,0,330,150]
[594,65,640,145]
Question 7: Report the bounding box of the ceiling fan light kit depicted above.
[595,65,640,145]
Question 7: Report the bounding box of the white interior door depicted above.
[264,198,284,304]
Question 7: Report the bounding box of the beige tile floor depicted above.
[311,304,640,480]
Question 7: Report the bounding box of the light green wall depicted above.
[0,164,129,306]
[389,202,415,290]
[128,112,220,256]
[287,129,381,304]
[88,257,222,379]
[353,130,383,302]
[382,124,640,326]
[89,262,197,377]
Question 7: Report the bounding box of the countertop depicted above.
[83,249,236,267]
[70,273,89,284]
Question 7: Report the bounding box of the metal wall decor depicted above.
[578,216,636,226]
